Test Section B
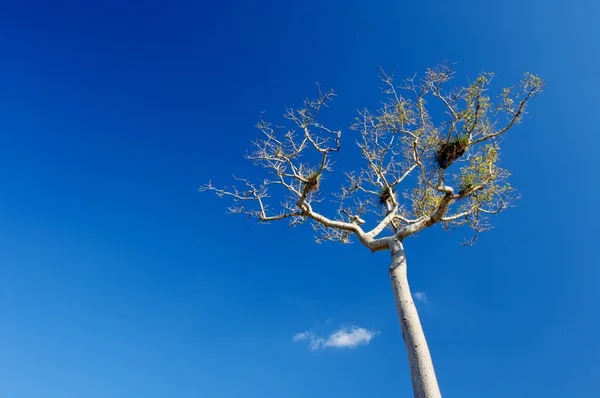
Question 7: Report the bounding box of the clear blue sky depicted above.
[0,1,598,397]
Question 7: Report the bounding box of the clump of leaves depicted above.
[395,101,412,125]
[379,186,392,205]
[457,146,499,196]
[411,184,443,217]
[458,174,477,196]
[435,135,469,169]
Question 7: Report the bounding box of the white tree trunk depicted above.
[388,237,442,398]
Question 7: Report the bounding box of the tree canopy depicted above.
[202,64,543,247]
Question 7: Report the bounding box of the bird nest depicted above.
[303,172,321,194]
[435,136,469,169]
[379,186,392,205]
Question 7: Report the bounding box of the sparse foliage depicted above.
[201,63,543,247]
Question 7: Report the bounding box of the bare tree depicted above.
[200,64,543,398]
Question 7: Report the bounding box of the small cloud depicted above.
[414,291,427,303]
[293,326,377,350]
[292,331,313,342]
[326,327,376,348]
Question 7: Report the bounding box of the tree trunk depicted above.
[388,237,441,398]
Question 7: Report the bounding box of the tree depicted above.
[200,64,543,398]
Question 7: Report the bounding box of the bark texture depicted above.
[389,237,441,398]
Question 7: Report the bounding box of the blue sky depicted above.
[0,1,598,397]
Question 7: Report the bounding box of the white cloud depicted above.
[293,326,377,350]
[413,291,427,303]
